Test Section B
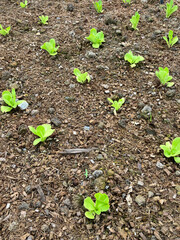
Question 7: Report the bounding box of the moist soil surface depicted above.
[0,0,180,239]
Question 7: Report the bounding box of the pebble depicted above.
[98,121,105,129]
[107,169,114,176]
[18,101,29,110]
[118,119,127,128]
[41,224,49,232]
[141,0,148,3]
[51,117,61,127]
[85,51,96,58]
[10,83,19,90]
[141,105,152,119]
[115,29,122,36]
[60,205,69,215]
[69,83,75,88]
[1,71,11,80]
[31,109,39,116]
[84,126,90,131]
[48,108,55,114]
[105,15,117,25]
[18,202,29,210]
[63,198,71,206]
[166,89,176,98]
[135,195,146,206]
[35,200,42,208]
[138,181,144,186]
[156,161,165,169]
[67,3,74,12]
[175,170,180,176]
[8,221,18,231]
[148,191,154,198]
[25,185,32,194]
[18,124,28,135]
[27,236,34,240]
[94,176,106,191]
[97,154,103,160]
[92,170,103,178]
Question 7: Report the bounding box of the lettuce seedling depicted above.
[39,15,49,25]
[155,67,174,87]
[124,50,144,68]
[163,30,178,48]
[20,0,28,8]
[29,124,55,146]
[85,28,105,48]
[1,88,25,113]
[108,97,125,115]
[73,68,90,84]
[41,39,59,56]
[166,0,178,18]
[0,24,11,36]
[122,0,131,3]
[160,137,180,164]
[84,193,110,219]
[93,0,103,13]
[130,12,140,30]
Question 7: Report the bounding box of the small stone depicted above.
[145,128,156,136]
[63,198,71,206]
[1,71,11,80]
[84,126,90,131]
[35,200,41,208]
[10,61,18,67]
[94,176,106,191]
[18,124,28,135]
[141,105,152,119]
[175,185,180,195]
[105,15,117,25]
[137,181,144,186]
[31,109,39,116]
[9,83,19,90]
[166,89,176,98]
[67,3,74,12]
[101,84,109,89]
[92,170,103,178]
[18,101,29,110]
[135,195,146,206]
[27,236,34,240]
[118,119,127,128]
[97,154,103,160]
[60,205,69,215]
[41,224,49,232]
[148,191,154,198]
[85,51,96,58]
[115,30,122,36]
[48,108,55,114]
[69,83,75,88]
[8,221,18,231]
[175,170,180,176]
[156,161,165,169]
[18,202,29,210]
[20,210,26,218]
[51,117,61,127]
[25,185,32,194]
[98,122,105,129]
[107,169,114,176]
[65,96,75,102]
[154,29,161,35]
[69,30,75,37]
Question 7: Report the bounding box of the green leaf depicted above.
[1,106,13,113]
[85,211,95,219]
[171,137,180,156]
[84,197,95,211]
[95,193,110,212]
[160,142,172,158]
[171,36,178,46]
[174,157,180,164]
[28,126,37,135]
[85,28,105,49]
[107,98,114,104]
[167,82,174,87]
[73,68,81,76]
[41,39,59,55]
[36,125,46,138]
[33,138,42,146]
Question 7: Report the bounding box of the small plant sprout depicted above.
[122,0,131,3]
[155,67,174,87]
[84,193,110,219]
[20,0,28,8]
[41,39,59,56]
[85,28,105,48]
[28,124,55,146]
[124,50,144,68]
[107,97,125,115]
[84,169,88,178]
[1,89,25,113]
[163,30,178,48]
[73,68,90,84]
[166,0,178,18]
[0,24,11,36]
[93,0,103,13]
[130,12,140,30]
[39,15,49,25]
[160,137,180,164]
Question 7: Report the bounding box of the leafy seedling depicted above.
[93,0,103,13]
[108,97,125,115]
[84,193,110,219]
[85,28,105,48]
[1,88,25,113]
[73,68,90,84]
[0,24,11,36]
[41,39,59,56]
[163,30,178,48]
[122,0,131,3]
[20,0,28,8]
[160,137,180,164]
[39,15,49,25]
[124,50,144,68]
[84,169,88,178]
[28,124,55,146]
[155,67,174,87]
[130,12,140,30]
[166,0,178,18]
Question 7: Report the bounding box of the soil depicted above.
[0,0,180,239]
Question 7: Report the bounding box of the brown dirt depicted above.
[0,0,179,239]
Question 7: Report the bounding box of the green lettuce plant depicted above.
[85,28,105,48]
[108,97,125,115]
[0,24,11,36]
[84,193,110,219]
[155,67,174,87]
[160,137,180,163]
[124,50,144,68]
[1,88,25,113]
[39,15,49,25]
[130,12,140,30]
[163,30,178,48]
[29,124,55,146]
[20,0,28,8]
[41,39,59,56]
[122,0,131,3]
[166,0,178,18]
[73,68,90,84]
[93,0,103,13]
